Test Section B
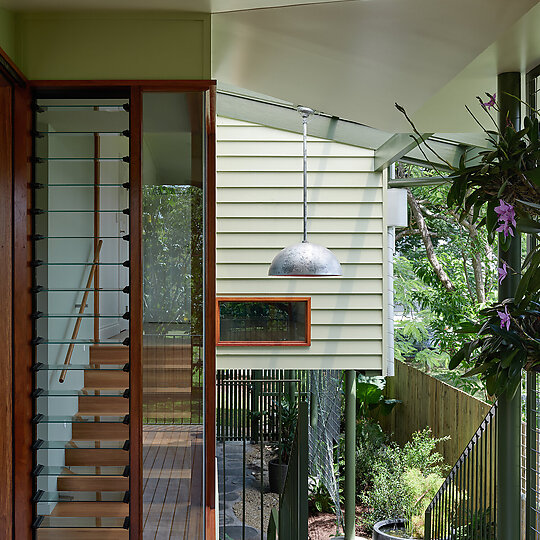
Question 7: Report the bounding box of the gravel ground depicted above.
[232,443,279,531]
[230,443,371,540]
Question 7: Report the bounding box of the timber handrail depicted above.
[59,239,103,383]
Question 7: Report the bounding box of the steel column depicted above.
[496,71,522,540]
[345,370,356,539]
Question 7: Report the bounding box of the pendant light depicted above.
[268,106,343,277]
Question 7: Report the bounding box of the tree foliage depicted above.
[393,165,496,399]
[142,185,203,335]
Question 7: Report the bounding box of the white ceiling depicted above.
[4,0,540,133]
[0,0,348,12]
[213,0,540,132]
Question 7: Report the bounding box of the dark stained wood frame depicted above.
[10,79,217,540]
[12,84,33,540]
[0,73,13,540]
[129,86,143,540]
[1,45,30,540]
[0,45,28,88]
[205,84,217,540]
[14,80,216,540]
[216,297,312,347]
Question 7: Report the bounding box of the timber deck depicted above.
[143,424,204,540]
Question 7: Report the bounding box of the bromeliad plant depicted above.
[396,94,540,398]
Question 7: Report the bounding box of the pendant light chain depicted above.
[268,105,342,276]
[303,111,309,243]
[300,106,314,244]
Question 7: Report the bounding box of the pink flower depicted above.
[494,200,516,238]
[496,221,515,238]
[494,200,516,225]
[498,262,508,284]
[482,93,496,110]
[498,305,511,331]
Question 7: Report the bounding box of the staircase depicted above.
[35,340,196,539]
[35,344,130,540]
[142,339,194,423]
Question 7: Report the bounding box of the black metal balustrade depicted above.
[526,371,540,540]
[216,372,309,540]
[424,404,498,540]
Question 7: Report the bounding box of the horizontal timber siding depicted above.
[216,117,385,371]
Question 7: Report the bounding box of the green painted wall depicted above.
[0,8,17,64]
[17,11,211,80]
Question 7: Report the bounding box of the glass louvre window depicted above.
[31,97,131,538]
[217,298,311,345]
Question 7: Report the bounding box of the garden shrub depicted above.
[355,417,388,489]
[362,428,448,534]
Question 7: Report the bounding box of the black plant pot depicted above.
[372,519,409,540]
[268,458,288,494]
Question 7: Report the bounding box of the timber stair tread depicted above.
[37,528,128,539]
[142,411,191,419]
[76,394,128,416]
[84,371,128,390]
[72,423,129,440]
[143,387,190,394]
[143,364,191,369]
[50,501,128,517]
[65,448,128,466]
[57,475,129,491]
[90,345,128,364]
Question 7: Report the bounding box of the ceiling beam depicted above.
[388,176,450,187]
[217,90,390,150]
[374,132,434,172]
[403,140,486,171]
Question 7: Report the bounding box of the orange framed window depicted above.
[216,297,311,346]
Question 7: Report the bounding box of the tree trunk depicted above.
[406,189,454,291]
[458,213,486,304]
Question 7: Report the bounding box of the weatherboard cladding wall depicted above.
[216,117,386,371]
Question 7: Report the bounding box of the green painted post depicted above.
[526,234,538,540]
[496,71,522,540]
[345,370,356,539]
[298,399,309,540]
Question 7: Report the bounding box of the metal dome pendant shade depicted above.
[268,107,342,277]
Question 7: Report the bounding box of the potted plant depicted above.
[269,393,298,493]
[365,429,448,539]
[372,469,444,539]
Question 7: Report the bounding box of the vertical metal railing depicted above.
[217,372,309,540]
[526,371,540,539]
[216,369,308,441]
[424,404,498,540]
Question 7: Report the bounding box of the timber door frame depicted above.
[11,79,217,540]
[0,44,32,540]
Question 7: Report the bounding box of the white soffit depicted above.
[212,0,539,132]
[413,0,540,132]
[0,0,348,11]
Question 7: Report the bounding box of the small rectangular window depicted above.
[216,297,311,346]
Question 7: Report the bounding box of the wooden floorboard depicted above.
[142,425,203,540]
[154,430,189,540]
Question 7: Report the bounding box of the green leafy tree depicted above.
[393,165,497,399]
[142,185,203,336]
